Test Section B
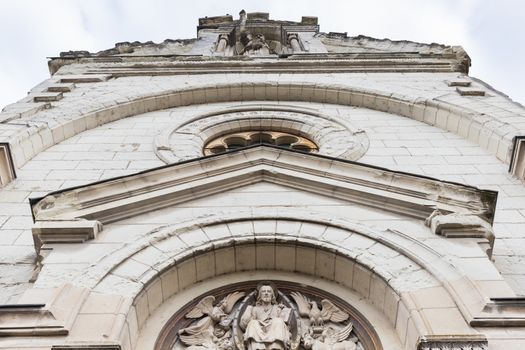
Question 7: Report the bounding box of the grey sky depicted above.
[0,0,523,109]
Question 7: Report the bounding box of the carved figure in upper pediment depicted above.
[238,32,270,55]
[237,9,271,56]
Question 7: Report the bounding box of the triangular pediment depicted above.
[30,145,496,246]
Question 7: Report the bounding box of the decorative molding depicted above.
[0,304,67,337]
[31,146,497,226]
[49,56,469,77]
[471,298,525,327]
[155,106,369,163]
[417,335,487,350]
[52,345,121,350]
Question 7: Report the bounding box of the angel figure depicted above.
[302,324,356,350]
[179,292,245,350]
[289,292,349,328]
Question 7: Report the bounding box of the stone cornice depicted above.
[30,145,497,227]
[48,53,466,75]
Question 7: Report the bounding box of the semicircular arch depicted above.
[68,209,482,350]
[11,81,510,168]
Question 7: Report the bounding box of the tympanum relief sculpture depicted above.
[174,283,363,350]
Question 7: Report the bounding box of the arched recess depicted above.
[68,210,484,350]
[142,273,394,350]
[10,81,512,168]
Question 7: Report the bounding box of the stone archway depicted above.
[63,211,484,350]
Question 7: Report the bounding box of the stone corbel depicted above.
[425,211,494,257]
[32,220,103,251]
[417,335,487,350]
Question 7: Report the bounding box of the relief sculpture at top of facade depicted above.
[174,282,363,350]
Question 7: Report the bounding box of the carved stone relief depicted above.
[158,282,375,350]
[209,10,315,56]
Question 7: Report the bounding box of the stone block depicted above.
[334,255,354,289]
[33,92,63,102]
[235,245,256,272]
[215,247,235,275]
[456,87,485,96]
[314,250,335,280]
[256,244,275,270]
[160,269,179,299]
[32,220,103,249]
[352,264,371,298]
[47,83,76,92]
[295,246,315,275]
[59,74,111,83]
[195,252,215,281]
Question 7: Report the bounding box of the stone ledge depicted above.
[33,92,63,102]
[446,79,471,87]
[0,102,51,123]
[58,74,111,83]
[471,298,525,326]
[425,212,495,256]
[0,304,67,337]
[48,83,76,93]
[32,220,103,251]
[52,345,121,350]
[456,87,485,96]
[417,334,487,350]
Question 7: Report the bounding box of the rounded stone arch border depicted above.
[144,274,392,350]
[9,81,512,168]
[154,103,369,163]
[69,209,484,350]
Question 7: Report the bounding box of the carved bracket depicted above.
[425,211,495,255]
[32,220,103,251]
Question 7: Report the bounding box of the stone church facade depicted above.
[1,11,525,350]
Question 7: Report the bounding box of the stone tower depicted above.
[0,11,524,350]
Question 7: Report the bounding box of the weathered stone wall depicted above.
[1,98,524,301]
[1,71,525,349]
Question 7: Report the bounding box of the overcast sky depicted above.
[0,0,523,109]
